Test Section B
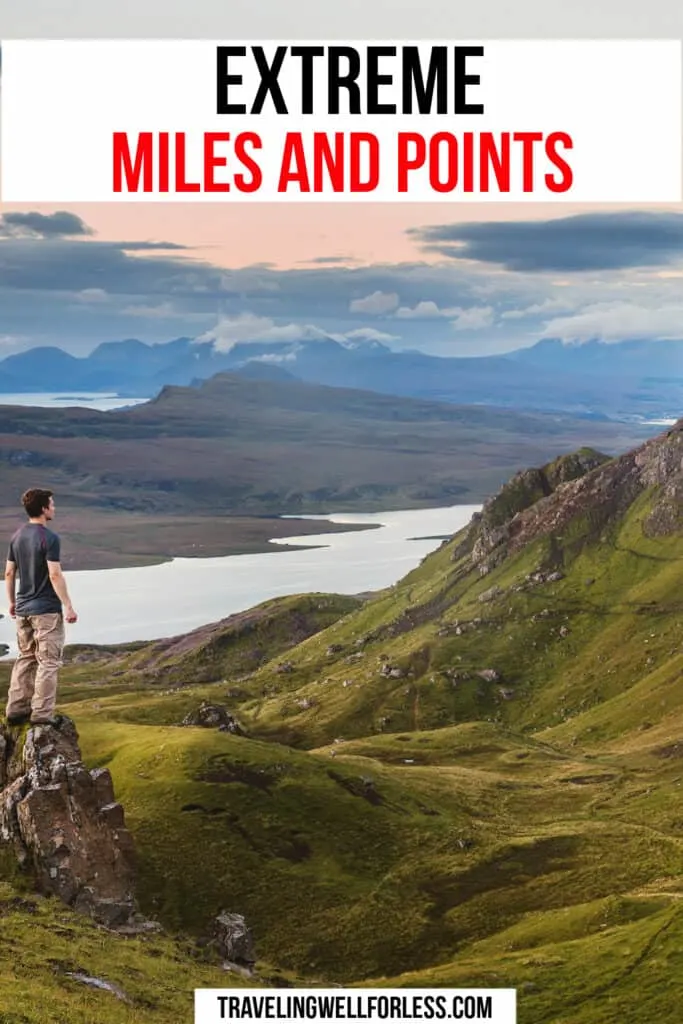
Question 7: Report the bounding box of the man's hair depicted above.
[21,488,53,518]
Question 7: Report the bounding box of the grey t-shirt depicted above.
[8,523,62,616]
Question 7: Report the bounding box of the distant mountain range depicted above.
[0,335,680,422]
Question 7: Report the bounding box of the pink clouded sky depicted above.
[1,201,663,268]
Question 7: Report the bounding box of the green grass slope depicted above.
[64,592,363,692]
[227,427,681,750]
[0,881,249,1023]
[0,422,680,1021]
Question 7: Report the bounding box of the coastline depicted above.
[0,509,382,572]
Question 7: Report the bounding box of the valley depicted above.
[0,419,680,1022]
[0,373,652,569]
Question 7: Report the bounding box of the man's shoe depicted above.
[29,716,61,728]
[6,713,30,726]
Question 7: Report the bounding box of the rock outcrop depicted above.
[466,422,683,571]
[0,715,137,927]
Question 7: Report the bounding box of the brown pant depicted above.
[5,612,65,721]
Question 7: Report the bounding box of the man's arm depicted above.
[47,561,78,623]
[5,559,16,618]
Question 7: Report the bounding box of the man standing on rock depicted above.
[4,488,78,726]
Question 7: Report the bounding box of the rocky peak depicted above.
[468,421,682,571]
[464,446,610,566]
[0,715,137,927]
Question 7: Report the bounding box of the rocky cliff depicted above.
[0,716,137,927]
[468,419,682,572]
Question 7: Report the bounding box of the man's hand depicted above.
[64,605,78,624]
[8,602,15,619]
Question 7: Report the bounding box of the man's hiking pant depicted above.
[5,612,65,722]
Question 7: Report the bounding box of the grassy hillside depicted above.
[64,592,364,690]
[0,880,254,1023]
[0,421,680,1021]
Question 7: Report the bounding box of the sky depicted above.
[0,0,683,358]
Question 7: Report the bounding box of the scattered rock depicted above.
[444,669,471,684]
[275,661,294,674]
[477,669,501,683]
[379,663,404,679]
[295,697,315,710]
[65,972,131,1003]
[326,644,343,655]
[213,911,256,966]
[479,585,503,604]
[181,702,245,735]
[222,961,255,979]
[526,570,565,586]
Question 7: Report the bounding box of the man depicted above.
[4,488,78,726]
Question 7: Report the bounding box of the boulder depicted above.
[0,715,136,927]
[379,663,404,679]
[181,702,245,735]
[213,911,255,965]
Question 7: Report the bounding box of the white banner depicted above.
[193,989,517,1024]
[1,39,681,202]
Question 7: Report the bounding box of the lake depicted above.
[0,505,479,654]
[0,392,150,411]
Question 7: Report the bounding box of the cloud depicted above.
[4,204,683,358]
[196,313,330,352]
[501,297,576,320]
[449,306,495,330]
[541,301,683,343]
[197,314,400,353]
[120,301,213,321]
[395,300,462,319]
[249,352,298,364]
[118,240,188,251]
[74,288,110,304]
[305,255,360,265]
[0,210,93,238]
[349,290,400,314]
[342,328,398,343]
[410,212,683,272]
